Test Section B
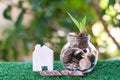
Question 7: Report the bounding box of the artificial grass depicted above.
[0,60,120,80]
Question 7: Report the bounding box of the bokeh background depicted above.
[0,0,120,61]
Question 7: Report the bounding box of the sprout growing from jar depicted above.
[67,12,86,33]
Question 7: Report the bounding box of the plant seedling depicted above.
[67,12,86,33]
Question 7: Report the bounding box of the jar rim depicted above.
[67,32,90,39]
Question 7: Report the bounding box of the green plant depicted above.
[67,12,86,33]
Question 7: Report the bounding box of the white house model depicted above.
[33,44,54,72]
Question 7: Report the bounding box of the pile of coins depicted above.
[61,48,95,72]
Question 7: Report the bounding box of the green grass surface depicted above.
[0,60,120,80]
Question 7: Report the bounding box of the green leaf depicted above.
[18,1,23,8]
[3,6,12,20]
[67,12,81,32]
[82,16,86,27]
[100,0,109,9]
[80,16,86,32]
[12,47,18,60]
[3,36,12,47]
[15,9,25,28]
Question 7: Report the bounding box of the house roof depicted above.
[40,45,53,53]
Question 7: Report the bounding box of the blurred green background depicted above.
[0,0,120,61]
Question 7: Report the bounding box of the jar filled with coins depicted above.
[60,31,98,73]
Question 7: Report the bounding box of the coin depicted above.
[79,58,91,70]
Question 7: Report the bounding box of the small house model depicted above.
[33,44,54,72]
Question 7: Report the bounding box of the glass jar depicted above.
[60,32,98,73]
